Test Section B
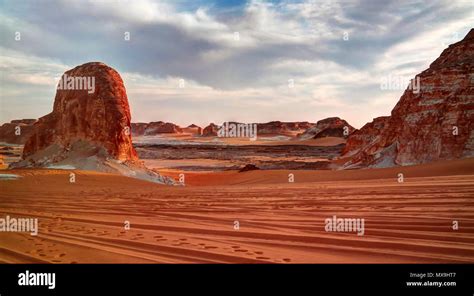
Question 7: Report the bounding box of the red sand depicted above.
[1,158,473,263]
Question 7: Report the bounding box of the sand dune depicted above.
[1,158,473,263]
[163,158,474,186]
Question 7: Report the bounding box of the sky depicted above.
[0,0,472,128]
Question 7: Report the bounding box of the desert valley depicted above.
[0,29,473,264]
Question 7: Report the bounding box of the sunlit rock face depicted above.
[342,29,474,168]
[298,117,355,140]
[23,62,138,162]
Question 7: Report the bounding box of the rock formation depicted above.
[131,121,183,136]
[341,116,390,160]
[130,123,148,136]
[22,62,137,161]
[182,124,202,136]
[239,164,259,172]
[201,121,315,137]
[0,119,36,144]
[256,121,315,135]
[298,117,355,140]
[342,29,474,168]
[202,123,219,136]
[13,62,174,184]
[147,121,182,135]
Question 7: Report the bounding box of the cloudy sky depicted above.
[0,0,472,128]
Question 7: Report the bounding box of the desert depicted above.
[1,20,473,264]
[1,158,474,263]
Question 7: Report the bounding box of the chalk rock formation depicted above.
[22,62,137,161]
[202,123,219,137]
[201,121,315,137]
[0,119,36,144]
[298,117,355,140]
[182,124,202,136]
[131,121,183,136]
[14,62,174,184]
[342,29,474,168]
[257,121,315,135]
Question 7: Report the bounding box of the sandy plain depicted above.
[1,158,473,263]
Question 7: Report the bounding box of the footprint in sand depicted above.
[255,251,264,255]
[203,246,217,250]
[98,231,110,236]
[231,245,249,252]
[131,234,144,240]
[282,258,292,262]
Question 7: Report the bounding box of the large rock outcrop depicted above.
[202,123,219,137]
[257,121,315,135]
[130,123,148,137]
[298,117,355,140]
[131,122,202,136]
[22,62,137,161]
[131,121,183,136]
[0,119,36,144]
[182,124,202,136]
[14,62,173,184]
[342,29,474,168]
[201,121,315,137]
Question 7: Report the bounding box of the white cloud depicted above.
[1,0,472,128]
